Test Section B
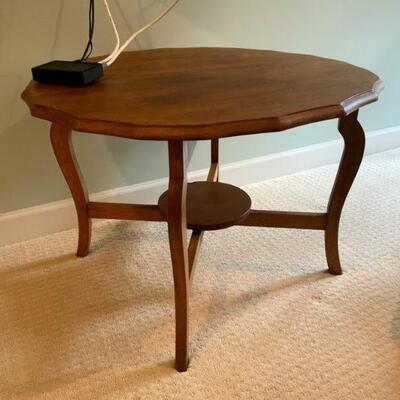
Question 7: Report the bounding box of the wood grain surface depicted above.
[22,48,382,141]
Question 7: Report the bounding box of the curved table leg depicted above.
[167,141,190,372]
[211,139,220,182]
[325,111,366,275]
[50,123,92,257]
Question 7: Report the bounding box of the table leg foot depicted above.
[50,124,92,257]
[325,111,365,275]
[167,141,190,372]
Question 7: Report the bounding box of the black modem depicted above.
[31,0,177,87]
[32,61,105,86]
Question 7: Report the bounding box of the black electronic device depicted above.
[32,61,104,86]
[31,0,179,87]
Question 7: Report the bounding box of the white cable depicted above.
[101,0,121,64]
[101,0,180,67]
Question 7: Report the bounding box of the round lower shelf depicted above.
[158,181,252,231]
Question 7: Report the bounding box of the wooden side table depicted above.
[22,48,383,372]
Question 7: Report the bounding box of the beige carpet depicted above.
[0,149,399,400]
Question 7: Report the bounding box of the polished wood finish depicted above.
[239,210,327,230]
[88,202,165,222]
[23,48,382,372]
[50,124,92,257]
[208,163,219,183]
[188,229,203,286]
[180,138,229,291]
[167,141,190,372]
[211,139,220,181]
[22,48,382,141]
[158,182,252,231]
[188,146,220,287]
[325,111,366,275]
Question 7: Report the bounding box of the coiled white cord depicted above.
[101,0,180,68]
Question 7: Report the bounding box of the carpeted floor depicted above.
[0,149,399,400]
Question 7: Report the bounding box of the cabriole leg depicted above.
[50,123,92,257]
[325,111,366,275]
[167,141,190,372]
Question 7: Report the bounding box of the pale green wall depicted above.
[1,0,399,213]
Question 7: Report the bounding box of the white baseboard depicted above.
[1,126,399,247]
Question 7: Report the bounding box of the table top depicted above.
[22,47,383,141]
